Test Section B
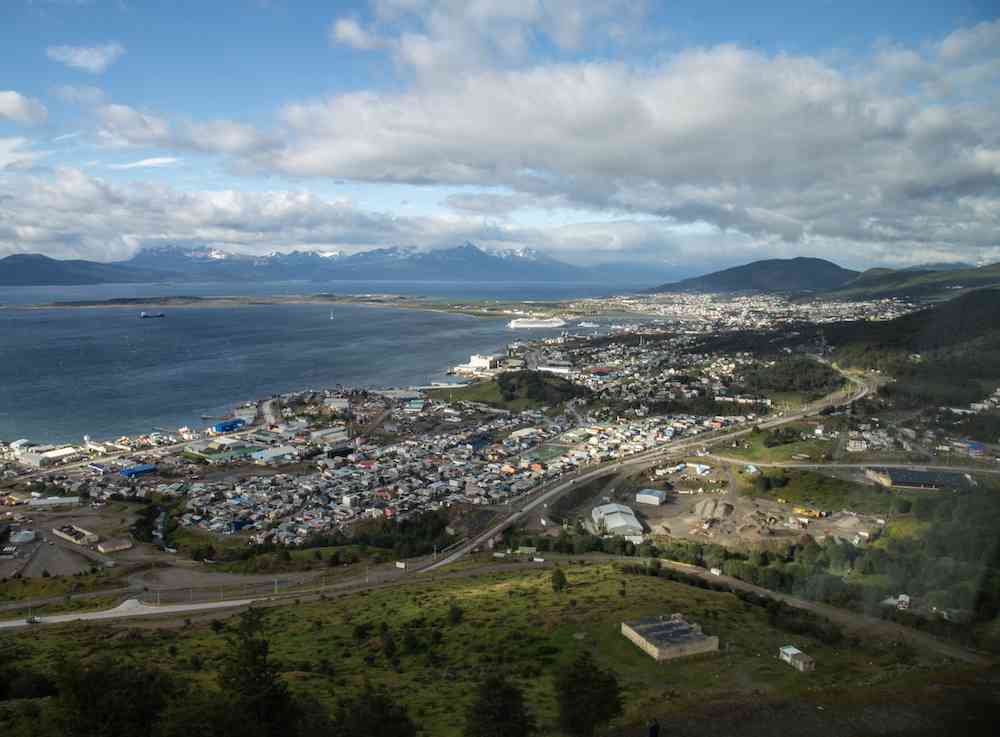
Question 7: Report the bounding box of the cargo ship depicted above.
[507,317,566,329]
[139,311,165,319]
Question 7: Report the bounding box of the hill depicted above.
[651,257,858,293]
[425,370,590,411]
[0,253,172,286]
[820,262,1000,301]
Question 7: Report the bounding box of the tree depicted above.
[551,567,568,593]
[448,603,464,625]
[554,651,623,737]
[332,683,417,737]
[52,656,177,737]
[217,608,295,737]
[463,674,536,737]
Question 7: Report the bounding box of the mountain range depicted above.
[0,243,686,287]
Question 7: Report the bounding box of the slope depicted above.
[652,257,858,293]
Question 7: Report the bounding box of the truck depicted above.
[395,561,407,570]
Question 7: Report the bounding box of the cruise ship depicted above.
[507,317,566,329]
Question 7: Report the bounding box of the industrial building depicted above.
[120,463,157,479]
[211,418,246,434]
[52,524,99,545]
[865,467,973,490]
[778,645,815,672]
[621,614,719,661]
[635,489,667,506]
[20,446,80,468]
[592,502,644,538]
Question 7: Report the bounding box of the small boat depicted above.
[329,311,335,320]
[139,311,165,319]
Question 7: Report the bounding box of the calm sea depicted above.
[0,281,631,443]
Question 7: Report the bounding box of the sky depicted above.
[0,0,998,270]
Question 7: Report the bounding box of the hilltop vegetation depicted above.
[821,262,1000,301]
[652,257,858,293]
[739,355,844,400]
[427,370,590,411]
[0,562,966,736]
[828,288,1000,407]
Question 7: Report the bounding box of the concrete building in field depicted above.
[52,524,99,545]
[622,614,719,661]
[778,645,815,672]
[635,489,667,506]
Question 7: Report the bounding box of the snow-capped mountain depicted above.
[120,242,591,282]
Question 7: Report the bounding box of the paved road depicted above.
[0,597,254,629]
[706,454,1000,476]
[423,373,873,572]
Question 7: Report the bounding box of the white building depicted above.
[635,489,667,506]
[592,502,644,538]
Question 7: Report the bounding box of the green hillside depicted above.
[426,370,590,411]
[820,262,1000,300]
[652,257,858,293]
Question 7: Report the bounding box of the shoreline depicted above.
[0,293,576,320]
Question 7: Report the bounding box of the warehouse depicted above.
[635,489,667,506]
[120,463,156,479]
[865,467,973,490]
[592,503,644,538]
[211,418,246,434]
[21,446,80,468]
[622,614,719,661]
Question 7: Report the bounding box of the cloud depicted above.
[53,84,107,105]
[108,156,180,170]
[94,103,272,154]
[331,18,380,50]
[249,32,1000,258]
[0,91,48,125]
[331,0,647,79]
[0,138,48,170]
[1,167,996,269]
[46,42,125,73]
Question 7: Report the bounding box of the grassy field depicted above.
[872,517,931,548]
[0,567,127,603]
[725,424,834,463]
[4,562,959,736]
[740,469,904,515]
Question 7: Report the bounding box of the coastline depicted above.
[0,293,581,321]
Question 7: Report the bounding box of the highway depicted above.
[0,597,254,630]
[423,371,874,571]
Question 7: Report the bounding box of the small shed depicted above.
[778,645,815,672]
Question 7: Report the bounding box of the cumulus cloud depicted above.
[1,167,995,269]
[0,91,48,125]
[331,0,646,79]
[46,42,125,73]
[250,34,1000,259]
[108,156,180,170]
[95,103,271,154]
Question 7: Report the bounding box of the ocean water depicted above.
[0,279,624,306]
[0,282,627,443]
